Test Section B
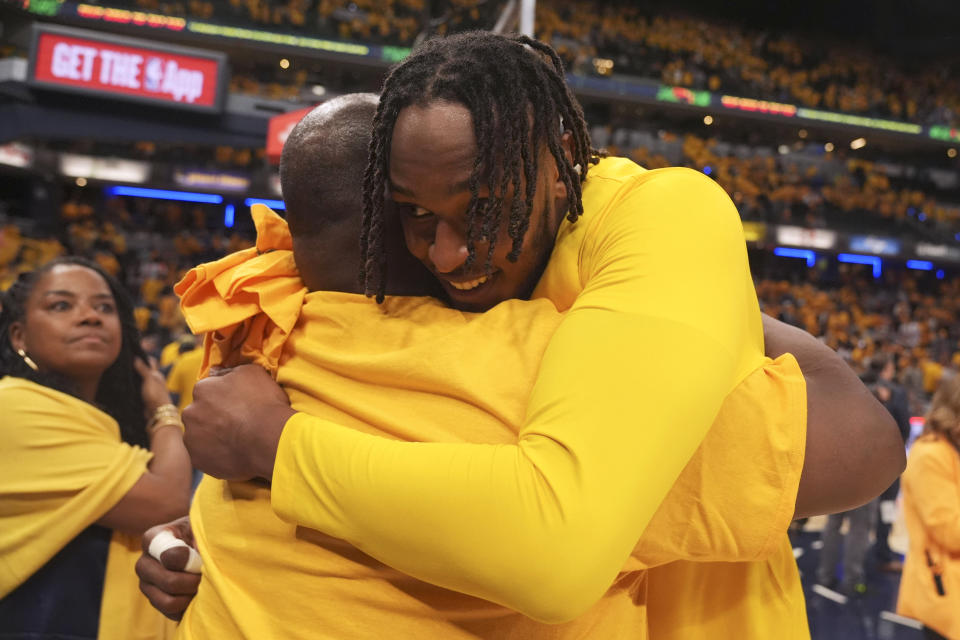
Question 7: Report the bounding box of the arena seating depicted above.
[84,0,960,127]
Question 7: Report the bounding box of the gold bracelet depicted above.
[147,416,185,438]
[150,403,179,421]
[147,403,184,437]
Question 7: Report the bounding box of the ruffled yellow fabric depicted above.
[175,204,305,378]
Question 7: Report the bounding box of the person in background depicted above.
[871,355,912,572]
[817,352,912,598]
[897,375,960,640]
[0,256,192,640]
[166,337,203,412]
[159,331,192,375]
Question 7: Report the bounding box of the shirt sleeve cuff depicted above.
[757,353,808,559]
[270,412,310,524]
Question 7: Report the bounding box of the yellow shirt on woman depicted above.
[897,434,960,640]
[0,377,174,640]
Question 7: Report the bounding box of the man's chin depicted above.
[444,285,501,313]
[445,291,499,312]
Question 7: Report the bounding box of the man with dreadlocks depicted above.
[174,35,903,638]
[324,33,901,634]
[141,93,868,637]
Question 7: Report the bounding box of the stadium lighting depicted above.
[245,198,286,210]
[774,247,816,267]
[108,186,223,204]
[850,138,866,150]
[838,253,882,278]
[906,260,933,271]
[224,204,235,228]
[703,115,714,125]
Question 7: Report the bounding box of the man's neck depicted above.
[302,268,363,295]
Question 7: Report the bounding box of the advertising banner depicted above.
[29,24,227,112]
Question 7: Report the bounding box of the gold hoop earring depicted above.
[16,348,39,372]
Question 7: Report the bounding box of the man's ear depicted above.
[560,130,575,166]
[552,131,576,201]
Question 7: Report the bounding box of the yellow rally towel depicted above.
[175,204,305,377]
[0,377,174,640]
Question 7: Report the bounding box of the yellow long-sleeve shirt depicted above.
[176,191,806,638]
[180,157,808,637]
[272,160,788,621]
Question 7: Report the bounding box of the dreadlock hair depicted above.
[360,30,603,301]
[0,256,150,448]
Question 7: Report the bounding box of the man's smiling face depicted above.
[388,100,567,312]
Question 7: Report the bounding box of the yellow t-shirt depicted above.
[159,340,182,370]
[177,160,806,637]
[141,277,165,307]
[267,159,808,633]
[0,377,174,640]
[178,284,802,640]
[922,360,944,394]
[563,159,811,638]
[166,347,204,412]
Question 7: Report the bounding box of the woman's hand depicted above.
[135,357,174,416]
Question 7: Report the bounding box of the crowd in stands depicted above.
[0,192,255,352]
[55,140,267,172]
[1,182,957,420]
[591,124,960,243]
[231,70,309,102]
[537,1,959,128]
[757,269,959,417]
[84,0,960,128]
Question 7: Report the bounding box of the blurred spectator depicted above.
[0,257,191,637]
[816,499,878,598]
[166,339,204,412]
[897,375,960,640]
[868,356,911,571]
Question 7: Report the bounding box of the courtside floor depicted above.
[793,514,924,640]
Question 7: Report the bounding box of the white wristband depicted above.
[148,529,203,574]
